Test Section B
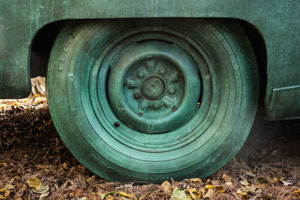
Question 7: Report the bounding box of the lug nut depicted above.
[136,71,145,78]
[153,101,161,109]
[168,87,176,94]
[114,121,120,127]
[126,80,138,89]
[158,67,166,75]
[133,92,141,99]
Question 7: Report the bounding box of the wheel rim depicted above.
[48,19,259,181]
[108,41,200,133]
[85,25,220,153]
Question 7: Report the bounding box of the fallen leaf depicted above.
[204,185,214,190]
[0,187,6,193]
[161,181,172,195]
[293,189,300,194]
[245,171,256,178]
[105,195,114,200]
[215,185,226,193]
[240,180,249,186]
[4,190,10,197]
[27,178,42,191]
[236,189,247,196]
[86,175,96,185]
[0,163,7,167]
[39,191,50,200]
[187,188,201,200]
[281,180,293,186]
[189,178,202,183]
[118,191,136,200]
[32,185,49,194]
[99,192,114,200]
[222,174,232,183]
[204,188,214,199]
[171,187,192,200]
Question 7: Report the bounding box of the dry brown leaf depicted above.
[236,189,247,196]
[86,175,96,185]
[118,191,137,200]
[171,187,192,200]
[4,190,10,197]
[39,191,50,200]
[293,189,300,194]
[33,185,49,194]
[105,194,114,200]
[281,179,293,186]
[161,181,172,195]
[189,178,202,183]
[222,174,232,183]
[187,188,201,200]
[204,185,214,190]
[215,185,226,193]
[0,163,7,167]
[204,188,214,199]
[27,178,42,191]
[0,188,6,193]
[240,180,249,186]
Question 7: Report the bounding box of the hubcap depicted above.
[108,41,201,133]
[141,76,165,100]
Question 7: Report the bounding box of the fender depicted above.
[0,0,299,120]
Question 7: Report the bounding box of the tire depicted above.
[47,19,258,182]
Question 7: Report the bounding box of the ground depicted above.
[0,94,300,200]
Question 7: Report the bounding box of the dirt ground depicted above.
[0,95,300,200]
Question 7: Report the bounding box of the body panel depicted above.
[0,0,300,120]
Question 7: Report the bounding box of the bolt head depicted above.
[153,101,161,109]
[114,122,120,127]
[136,70,145,78]
[168,87,177,94]
[158,67,166,75]
[133,92,141,99]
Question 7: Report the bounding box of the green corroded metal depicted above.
[46,19,259,182]
[108,40,200,133]
[1,1,300,120]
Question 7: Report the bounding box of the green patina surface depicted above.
[0,0,300,120]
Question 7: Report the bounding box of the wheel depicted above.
[47,19,258,182]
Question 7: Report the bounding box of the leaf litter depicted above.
[0,78,300,199]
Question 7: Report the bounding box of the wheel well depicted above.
[29,19,267,106]
[238,20,268,107]
[30,21,66,78]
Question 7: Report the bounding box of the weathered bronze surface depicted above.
[46,19,259,182]
[0,1,299,120]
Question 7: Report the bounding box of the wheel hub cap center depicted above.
[141,76,165,100]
